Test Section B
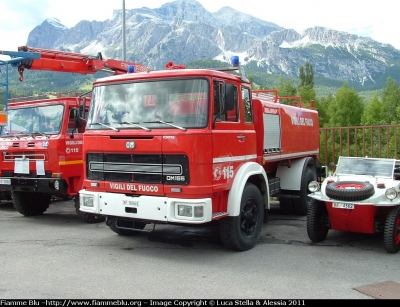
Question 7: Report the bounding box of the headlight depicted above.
[82,196,94,207]
[54,180,60,190]
[178,204,192,217]
[176,202,205,219]
[385,188,398,200]
[308,181,320,192]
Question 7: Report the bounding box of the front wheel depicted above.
[220,183,264,251]
[307,200,330,243]
[12,191,51,216]
[74,196,105,223]
[295,167,317,216]
[384,206,400,253]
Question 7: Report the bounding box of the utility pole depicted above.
[122,0,126,61]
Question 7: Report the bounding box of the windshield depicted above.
[336,157,395,177]
[87,79,209,130]
[2,104,64,136]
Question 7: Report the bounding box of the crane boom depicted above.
[1,46,150,81]
[17,46,150,74]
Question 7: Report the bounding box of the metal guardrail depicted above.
[319,124,400,165]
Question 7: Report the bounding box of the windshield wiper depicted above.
[32,131,49,137]
[11,132,31,138]
[1,133,19,139]
[143,120,187,131]
[116,122,152,131]
[90,122,119,131]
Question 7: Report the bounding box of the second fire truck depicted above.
[0,46,148,222]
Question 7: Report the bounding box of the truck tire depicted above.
[384,206,400,253]
[219,183,264,251]
[74,196,105,224]
[325,181,374,201]
[12,191,51,216]
[294,167,317,216]
[107,218,146,236]
[307,200,330,243]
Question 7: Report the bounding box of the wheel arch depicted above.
[277,157,317,191]
[227,161,269,216]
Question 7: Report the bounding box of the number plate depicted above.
[332,202,354,209]
[0,179,11,185]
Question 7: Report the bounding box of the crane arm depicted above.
[1,46,150,81]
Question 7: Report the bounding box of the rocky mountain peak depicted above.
[24,0,400,89]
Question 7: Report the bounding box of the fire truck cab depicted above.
[0,93,105,221]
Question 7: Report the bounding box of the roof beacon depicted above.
[230,55,249,82]
[231,56,239,67]
[127,65,134,73]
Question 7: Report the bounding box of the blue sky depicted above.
[0,0,399,52]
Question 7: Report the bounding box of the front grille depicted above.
[87,153,189,185]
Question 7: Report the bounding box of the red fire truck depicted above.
[0,46,148,222]
[0,93,97,220]
[78,56,324,250]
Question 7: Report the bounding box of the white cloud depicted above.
[0,0,50,31]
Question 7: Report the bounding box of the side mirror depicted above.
[78,104,85,118]
[224,83,235,111]
[71,108,84,128]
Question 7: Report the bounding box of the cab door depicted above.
[211,80,245,192]
[241,86,257,163]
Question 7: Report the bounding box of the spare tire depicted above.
[325,181,375,201]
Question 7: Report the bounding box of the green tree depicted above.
[298,85,316,107]
[328,83,364,127]
[299,62,314,88]
[381,77,400,124]
[276,76,297,96]
[315,95,334,127]
[298,62,316,107]
[361,93,384,125]
[323,84,365,163]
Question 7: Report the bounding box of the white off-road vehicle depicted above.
[307,156,400,253]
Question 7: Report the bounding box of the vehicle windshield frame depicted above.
[2,104,65,136]
[86,78,209,130]
[335,156,395,178]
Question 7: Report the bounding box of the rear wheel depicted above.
[107,218,146,236]
[12,191,51,216]
[384,206,400,253]
[294,167,317,216]
[220,183,264,251]
[307,200,330,243]
[0,190,12,201]
[74,196,105,223]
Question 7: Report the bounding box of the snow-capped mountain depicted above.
[25,0,400,87]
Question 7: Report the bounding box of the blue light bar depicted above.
[127,65,134,73]
[231,56,239,67]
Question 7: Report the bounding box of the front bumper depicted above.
[0,177,68,193]
[79,190,212,224]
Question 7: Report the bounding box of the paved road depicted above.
[0,199,398,299]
